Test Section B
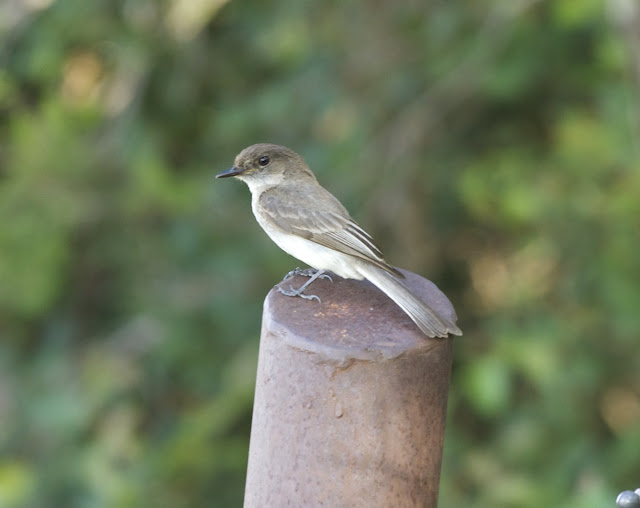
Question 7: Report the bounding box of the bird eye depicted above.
[258,155,270,167]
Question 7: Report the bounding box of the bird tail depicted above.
[359,265,462,338]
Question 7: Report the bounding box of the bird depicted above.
[216,143,461,338]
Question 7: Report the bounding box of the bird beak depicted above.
[216,166,245,178]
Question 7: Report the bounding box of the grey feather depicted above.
[360,264,463,337]
[259,188,403,277]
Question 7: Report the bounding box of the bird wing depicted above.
[259,186,403,278]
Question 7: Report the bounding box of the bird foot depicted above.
[277,268,331,303]
[282,267,333,282]
[277,285,321,303]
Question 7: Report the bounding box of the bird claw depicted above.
[318,272,333,282]
[282,267,333,283]
[277,285,321,303]
[282,267,302,280]
[298,291,321,303]
[277,268,332,304]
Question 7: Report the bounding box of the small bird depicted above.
[217,143,462,338]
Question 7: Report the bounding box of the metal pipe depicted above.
[244,269,459,507]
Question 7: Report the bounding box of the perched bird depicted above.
[217,143,461,338]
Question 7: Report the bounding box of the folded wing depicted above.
[259,190,403,278]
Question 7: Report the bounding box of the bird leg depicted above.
[277,269,331,303]
[282,267,333,282]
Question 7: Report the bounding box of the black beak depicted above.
[216,166,245,178]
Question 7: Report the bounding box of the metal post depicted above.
[244,269,459,508]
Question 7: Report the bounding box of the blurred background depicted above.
[1,0,639,506]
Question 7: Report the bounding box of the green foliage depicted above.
[1,0,639,506]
